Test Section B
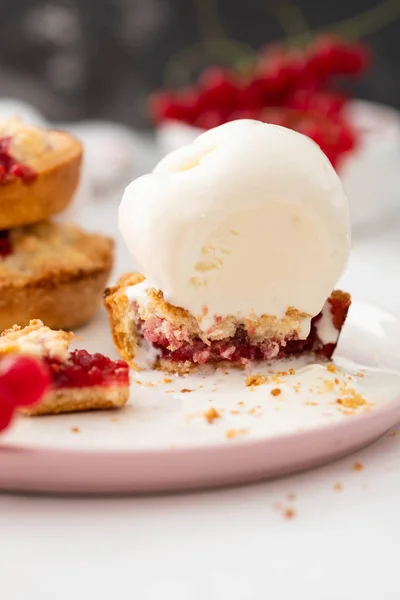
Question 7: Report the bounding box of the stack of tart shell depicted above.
[0,124,114,332]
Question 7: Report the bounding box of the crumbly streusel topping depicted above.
[0,117,82,171]
[0,319,73,362]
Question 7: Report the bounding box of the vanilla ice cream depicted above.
[119,120,350,337]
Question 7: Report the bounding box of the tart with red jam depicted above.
[0,221,113,331]
[0,320,130,416]
[104,272,351,374]
[0,117,82,229]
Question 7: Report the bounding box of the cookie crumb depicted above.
[245,374,268,387]
[333,483,343,491]
[163,377,172,384]
[71,427,79,433]
[353,462,364,471]
[226,428,248,439]
[271,388,281,397]
[204,407,221,424]
[111,418,118,423]
[135,379,155,387]
[337,392,367,409]
[283,508,295,519]
[181,388,193,393]
[326,363,336,373]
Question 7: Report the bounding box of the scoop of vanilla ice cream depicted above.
[119,120,350,334]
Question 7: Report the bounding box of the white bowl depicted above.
[156,100,400,229]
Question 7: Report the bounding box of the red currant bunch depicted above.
[149,35,371,167]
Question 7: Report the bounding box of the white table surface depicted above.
[1,211,400,600]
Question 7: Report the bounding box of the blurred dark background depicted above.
[0,0,399,127]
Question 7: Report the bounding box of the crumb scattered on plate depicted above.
[204,407,221,424]
[246,374,269,387]
[336,391,367,409]
[226,428,249,439]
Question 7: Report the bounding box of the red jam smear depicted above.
[44,349,129,389]
[0,136,37,184]
[0,230,11,258]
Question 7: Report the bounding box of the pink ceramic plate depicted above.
[0,300,399,494]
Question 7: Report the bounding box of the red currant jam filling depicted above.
[45,349,129,389]
[150,318,330,365]
[0,136,37,184]
[0,230,12,258]
[136,296,350,365]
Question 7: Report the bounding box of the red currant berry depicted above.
[0,355,50,409]
[286,90,347,117]
[148,90,199,124]
[193,109,225,130]
[335,42,371,76]
[235,75,265,110]
[307,35,370,80]
[197,67,238,111]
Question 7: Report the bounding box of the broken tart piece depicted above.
[0,117,82,229]
[0,320,130,416]
[104,273,351,374]
[0,220,113,331]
